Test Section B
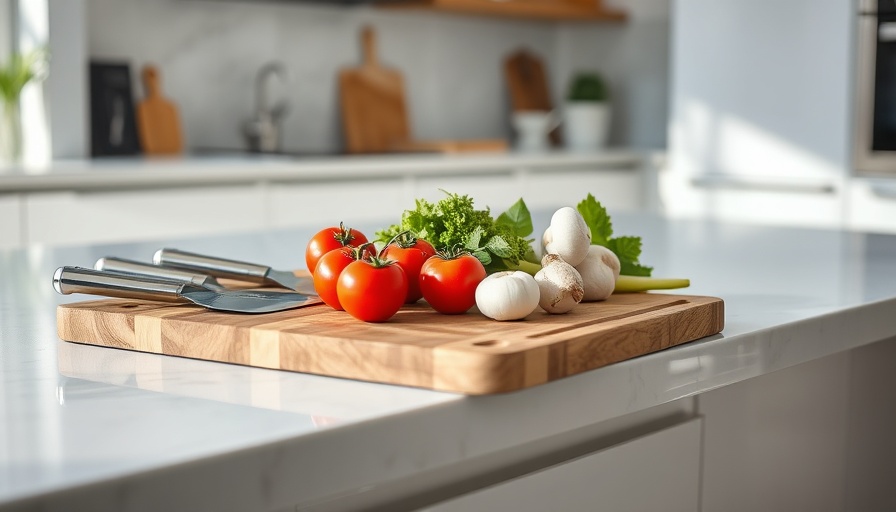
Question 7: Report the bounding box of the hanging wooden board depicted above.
[57,285,724,395]
[339,26,411,154]
[504,49,561,145]
[136,65,183,155]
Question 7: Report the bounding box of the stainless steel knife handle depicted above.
[154,248,270,284]
[53,267,189,303]
[95,257,217,289]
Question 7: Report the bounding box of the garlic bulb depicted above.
[475,271,540,321]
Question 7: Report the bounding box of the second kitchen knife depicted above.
[154,248,316,294]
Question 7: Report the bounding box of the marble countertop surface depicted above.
[2,211,896,510]
[0,150,641,193]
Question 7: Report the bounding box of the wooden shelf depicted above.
[379,0,628,22]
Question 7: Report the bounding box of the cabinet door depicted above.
[847,179,896,234]
[268,179,407,230]
[424,418,702,512]
[412,171,523,213]
[0,194,22,249]
[660,173,844,229]
[699,353,851,512]
[523,168,643,212]
[25,186,267,247]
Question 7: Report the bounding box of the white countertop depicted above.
[2,211,896,510]
[0,150,642,193]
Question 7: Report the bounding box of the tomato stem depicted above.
[380,230,415,258]
[435,244,471,261]
[353,242,374,261]
[333,221,358,246]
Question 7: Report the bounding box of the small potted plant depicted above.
[564,71,610,151]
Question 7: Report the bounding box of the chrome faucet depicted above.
[244,62,289,153]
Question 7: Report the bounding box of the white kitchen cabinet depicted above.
[0,194,22,249]
[25,186,267,247]
[411,171,523,213]
[660,172,845,229]
[698,352,851,512]
[523,167,643,212]
[665,0,852,230]
[847,179,896,234]
[267,178,407,229]
[424,418,702,512]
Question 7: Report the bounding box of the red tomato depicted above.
[313,247,358,310]
[337,259,408,322]
[305,223,372,272]
[419,252,487,314]
[382,236,437,303]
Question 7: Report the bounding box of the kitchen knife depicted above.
[95,256,229,290]
[54,267,320,314]
[153,248,315,294]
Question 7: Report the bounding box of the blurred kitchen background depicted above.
[0,0,893,251]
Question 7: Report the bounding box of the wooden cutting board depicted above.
[504,49,561,145]
[136,65,183,155]
[339,26,411,154]
[57,288,724,395]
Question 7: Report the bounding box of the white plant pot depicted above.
[563,102,610,152]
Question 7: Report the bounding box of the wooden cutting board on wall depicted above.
[136,65,183,155]
[504,49,561,145]
[339,26,411,154]
[57,288,724,395]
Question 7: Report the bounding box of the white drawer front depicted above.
[524,168,643,212]
[847,180,896,235]
[25,186,267,247]
[424,418,702,512]
[0,194,22,249]
[268,178,406,229]
[660,174,844,229]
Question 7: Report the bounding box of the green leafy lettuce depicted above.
[376,192,536,272]
[576,193,653,277]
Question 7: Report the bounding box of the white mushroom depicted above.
[543,207,591,267]
[575,245,621,301]
[534,254,585,314]
[475,271,540,321]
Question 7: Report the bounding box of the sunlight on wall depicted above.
[17,0,50,166]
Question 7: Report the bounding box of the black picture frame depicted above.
[89,61,141,156]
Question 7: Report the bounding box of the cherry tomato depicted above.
[419,251,487,314]
[337,258,408,322]
[382,235,437,303]
[305,222,372,272]
[313,247,359,310]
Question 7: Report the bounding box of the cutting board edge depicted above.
[56,294,725,395]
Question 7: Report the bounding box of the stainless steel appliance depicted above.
[856,0,896,174]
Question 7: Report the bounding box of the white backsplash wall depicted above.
[85,0,669,154]
[555,0,670,149]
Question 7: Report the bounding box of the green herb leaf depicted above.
[485,235,513,258]
[473,249,492,266]
[620,261,653,277]
[576,193,613,246]
[606,236,642,263]
[496,198,533,237]
[465,226,484,251]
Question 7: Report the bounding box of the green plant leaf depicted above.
[465,226,484,251]
[606,236,642,263]
[620,261,653,277]
[576,193,613,245]
[473,249,492,266]
[495,198,533,237]
[485,235,513,258]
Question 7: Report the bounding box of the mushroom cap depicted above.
[576,245,619,301]
[535,256,584,314]
[544,207,591,266]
